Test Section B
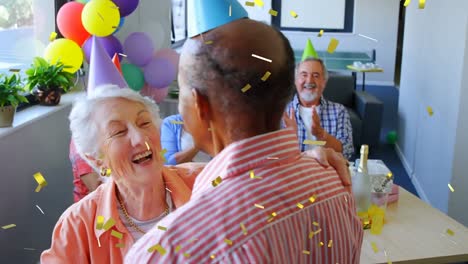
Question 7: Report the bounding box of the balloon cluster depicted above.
[46,0,178,102]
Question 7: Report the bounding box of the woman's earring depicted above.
[100,167,111,177]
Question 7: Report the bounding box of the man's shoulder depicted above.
[322,98,346,111]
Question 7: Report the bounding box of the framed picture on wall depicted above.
[271,0,355,33]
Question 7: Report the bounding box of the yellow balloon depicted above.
[82,0,120,37]
[44,38,84,73]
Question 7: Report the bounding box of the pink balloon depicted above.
[141,84,169,103]
[154,48,180,72]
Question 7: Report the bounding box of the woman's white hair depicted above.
[69,84,161,170]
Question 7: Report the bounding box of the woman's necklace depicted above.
[116,192,169,234]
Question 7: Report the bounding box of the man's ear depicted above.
[192,88,211,122]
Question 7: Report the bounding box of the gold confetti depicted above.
[261,71,271,81]
[241,84,252,93]
[254,0,264,7]
[314,228,322,235]
[240,223,248,235]
[23,248,36,251]
[102,218,116,231]
[111,230,123,239]
[313,221,319,227]
[115,243,125,248]
[224,238,233,246]
[254,203,265,209]
[169,120,183,124]
[302,250,310,255]
[426,106,434,116]
[370,214,384,235]
[446,228,455,236]
[327,38,339,54]
[49,32,57,42]
[309,195,317,203]
[297,203,304,209]
[157,225,167,231]
[145,141,150,151]
[183,253,191,258]
[290,11,298,18]
[269,9,278,16]
[210,254,216,259]
[148,244,166,255]
[267,212,277,222]
[251,54,272,63]
[303,140,326,146]
[387,172,393,178]
[371,242,379,253]
[250,170,262,179]
[318,29,324,37]
[448,183,455,192]
[328,240,333,247]
[9,68,20,73]
[96,216,104,230]
[308,231,314,239]
[33,172,48,192]
[1,224,16,229]
[404,0,411,7]
[245,1,254,7]
[212,176,222,187]
[205,40,213,45]
[175,245,182,253]
[418,0,425,9]
[319,241,324,247]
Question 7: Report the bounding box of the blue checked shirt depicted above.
[284,94,354,159]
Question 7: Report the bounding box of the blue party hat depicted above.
[188,0,248,37]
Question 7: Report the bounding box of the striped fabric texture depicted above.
[125,128,363,263]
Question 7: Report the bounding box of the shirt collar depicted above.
[293,93,326,109]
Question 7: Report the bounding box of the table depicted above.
[293,50,379,91]
[360,187,468,263]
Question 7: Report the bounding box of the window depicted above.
[272,0,355,33]
[171,0,187,47]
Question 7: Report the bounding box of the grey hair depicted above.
[69,84,161,170]
[296,57,329,81]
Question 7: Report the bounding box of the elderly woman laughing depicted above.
[41,85,196,263]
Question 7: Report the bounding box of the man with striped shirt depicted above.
[126,19,363,264]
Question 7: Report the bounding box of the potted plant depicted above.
[25,57,75,106]
[0,73,28,127]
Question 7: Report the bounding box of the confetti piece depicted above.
[302,250,310,255]
[211,254,216,259]
[175,245,182,253]
[165,187,172,193]
[318,29,324,37]
[309,195,317,203]
[36,205,45,215]
[241,84,252,93]
[327,38,339,54]
[212,176,222,187]
[297,203,304,209]
[254,0,264,7]
[267,212,277,222]
[290,11,298,18]
[188,238,198,243]
[308,231,314,239]
[245,1,254,7]
[157,225,167,231]
[9,68,20,73]
[314,228,322,235]
[404,0,411,7]
[145,142,150,151]
[319,241,324,247]
[23,248,36,251]
[387,172,393,178]
[49,32,57,42]
[118,53,127,57]
[102,218,116,231]
[328,240,333,248]
[426,106,434,116]
[111,230,123,239]
[371,242,379,253]
[269,9,278,16]
[418,0,425,9]
[229,5,232,16]
[446,228,455,236]
[224,238,233,245]
[448,183,455,192]
[96,215,105,230]
[100,168,111,177]
[98,237,101,247]
[240,223,248,235]
[33,172,48,192]
[251,54,272,63]
[115,243,125,248]
[358,34,378,42]
[97,12,104,21]
[183,253,191,258]
[313,221,319,227]
[267,156,279,160]
[254,203,265,209]
[148,244,166,255]
[205,40,213,45]
[261,71,271,82]
[250,170,262,179]
[1,224,16,229]
[303,140,326,146]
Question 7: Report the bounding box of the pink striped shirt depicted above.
[125,129,363,263]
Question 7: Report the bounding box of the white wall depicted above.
[397,0,468,220]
